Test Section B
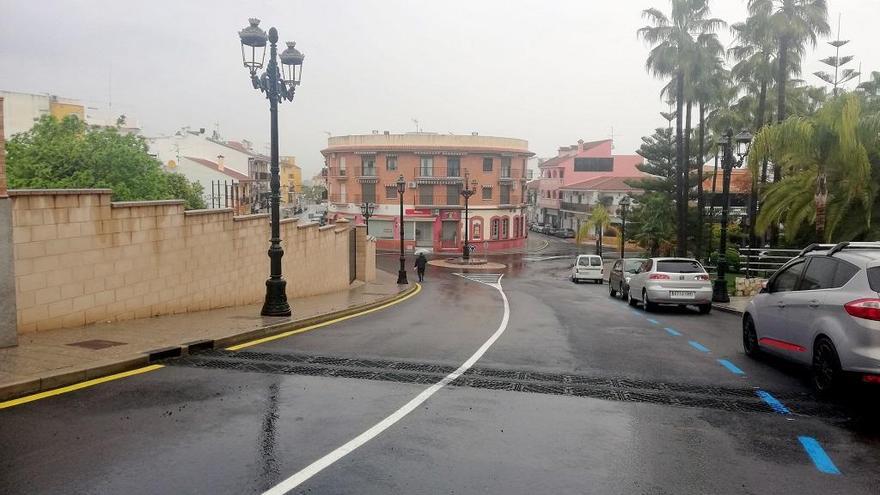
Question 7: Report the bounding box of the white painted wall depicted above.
[176,157,238,208]
[148,133,252,176]
[0,91,50,137]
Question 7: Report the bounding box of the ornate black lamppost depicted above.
[712,128,753,303]
[396,175,408,285]
[360,202,375,232]
[239,18,304,317]
[459,170,479,260]
[619,195,631,259]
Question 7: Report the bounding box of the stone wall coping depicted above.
[183,208,234,216]
[319,224,337,232]
[8,189,113,196]
[279,217,298,225]
[111,200,186,208]
[297,222,319,230]
[233,213,270,222]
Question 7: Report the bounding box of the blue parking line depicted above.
[646,318,660,325]
[798,436,841,475]
[755,390,791,414]
[664,327,682,336]
[688,340,710,353]
[717,359,745,375]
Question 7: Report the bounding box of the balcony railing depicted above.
[499,168,522,180]
[327,167,348,179]
[412,192,463,207]
[354,166,378,178]
[328,194,379,205]
[560,202,590,213]
[413,166,464,178]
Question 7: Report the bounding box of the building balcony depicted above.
[413,166,465,185]
[327,167,349,180]
[537,197,560,210]
[560,202,590,213]
[498,168,522,182]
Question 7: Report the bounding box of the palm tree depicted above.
[748,94,875,241]
[750,0,829,125]
[690,32,725,257]
[858,71,880,98]
[581,203,613,257]
[639,0,724,256]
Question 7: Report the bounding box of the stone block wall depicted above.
[9,189,368,333]
[355,225,377,283]
[734,277,767,297]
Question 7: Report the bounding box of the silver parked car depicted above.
[608,258,646,299]
[627,258,712,314]
[743,242,880,394]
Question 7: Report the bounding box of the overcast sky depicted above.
[2,0,879,178]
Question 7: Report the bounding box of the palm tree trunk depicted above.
[815,172,828,242]
[675,70,686,257]
[683,100,693,255]
[777,37,788,125]
[696,101,706,259]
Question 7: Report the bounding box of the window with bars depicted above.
[491,219,500,239]
[482,187,492,200]
[419,184,434,205]
[385,185,398,200]
[482,157,493,172]
[501,157,511,178]
[361,156,376,176]
[501,218,509,238]
[386,155,397,171]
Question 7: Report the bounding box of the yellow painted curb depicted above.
[0,365,164,410]
[227,283,422,350]
[0,284,422,409]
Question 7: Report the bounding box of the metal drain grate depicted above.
[163,350,847,420]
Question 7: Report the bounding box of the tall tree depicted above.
[7,115,205,209]
[638,0,724,256]
[748,94,876,241]
[751,0,829,125]
[630,127,677,195]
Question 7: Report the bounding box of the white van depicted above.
[571,255,604,284]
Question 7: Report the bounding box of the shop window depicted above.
[501,218,509,238]
[491,219,500,240]
[472,220,482,240]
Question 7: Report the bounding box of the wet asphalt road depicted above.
[2,240,880,494]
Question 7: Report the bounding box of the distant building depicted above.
[536,139,643,228]
[558,176,643,233]
[280,156,302,204]
[0,90,140,136]
[147,129,269,211]
[701,167,752,218]
[322,131,533,253]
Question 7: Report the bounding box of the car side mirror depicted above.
[760,280,769,294]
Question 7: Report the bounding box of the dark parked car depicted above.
[554,228,575,238]
[608,258,647,299]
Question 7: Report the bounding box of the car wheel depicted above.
[596,279,603,285]
[698,304,711,315]
[642,289,657,312]
[742,315,761,358]
[812,337,842,396]
[609,283,617,298]
[627,289,638,307]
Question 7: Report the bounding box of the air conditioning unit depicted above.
[408,182,417,189]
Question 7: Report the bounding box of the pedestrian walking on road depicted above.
[414,252,428,282]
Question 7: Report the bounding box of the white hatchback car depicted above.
[571,255,604,284]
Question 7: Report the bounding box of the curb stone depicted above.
[0,284,419,403]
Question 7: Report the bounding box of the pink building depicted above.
[536,139,643,229]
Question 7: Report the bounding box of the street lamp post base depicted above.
[712,278,730,303]
[261,278,292,316]
[397,270,409,285]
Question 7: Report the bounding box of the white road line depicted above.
[452,273,503,286]
[522,255,571,262]
[263,275,510,495]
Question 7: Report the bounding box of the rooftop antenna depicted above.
[323,131,332,138]
[412,118,420,133]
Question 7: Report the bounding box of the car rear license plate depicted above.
[670,291,695,299]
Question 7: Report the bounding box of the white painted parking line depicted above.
[452,273,504,286]
[263,275,510,495]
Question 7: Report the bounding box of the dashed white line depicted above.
[262,275,510,495]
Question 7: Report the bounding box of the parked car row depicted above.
[529,223,575,238]
[576,241,880,395]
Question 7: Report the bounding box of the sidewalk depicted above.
[0,269,415,402]
[713,296,751,315]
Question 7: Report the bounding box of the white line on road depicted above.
[263,275,510,495]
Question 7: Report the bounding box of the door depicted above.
[441,221,458,248]
[629,259,652,297]
[758,259,807,351]
[611,260,623,291]
[781,257,858,363]
[415,223,433,247]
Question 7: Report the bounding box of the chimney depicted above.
[577,139,585,152]
[217,154,225,171]
[372,130,379,134]
[557,146,567,157]
[383,130,390,135]
[0,97,6,198]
